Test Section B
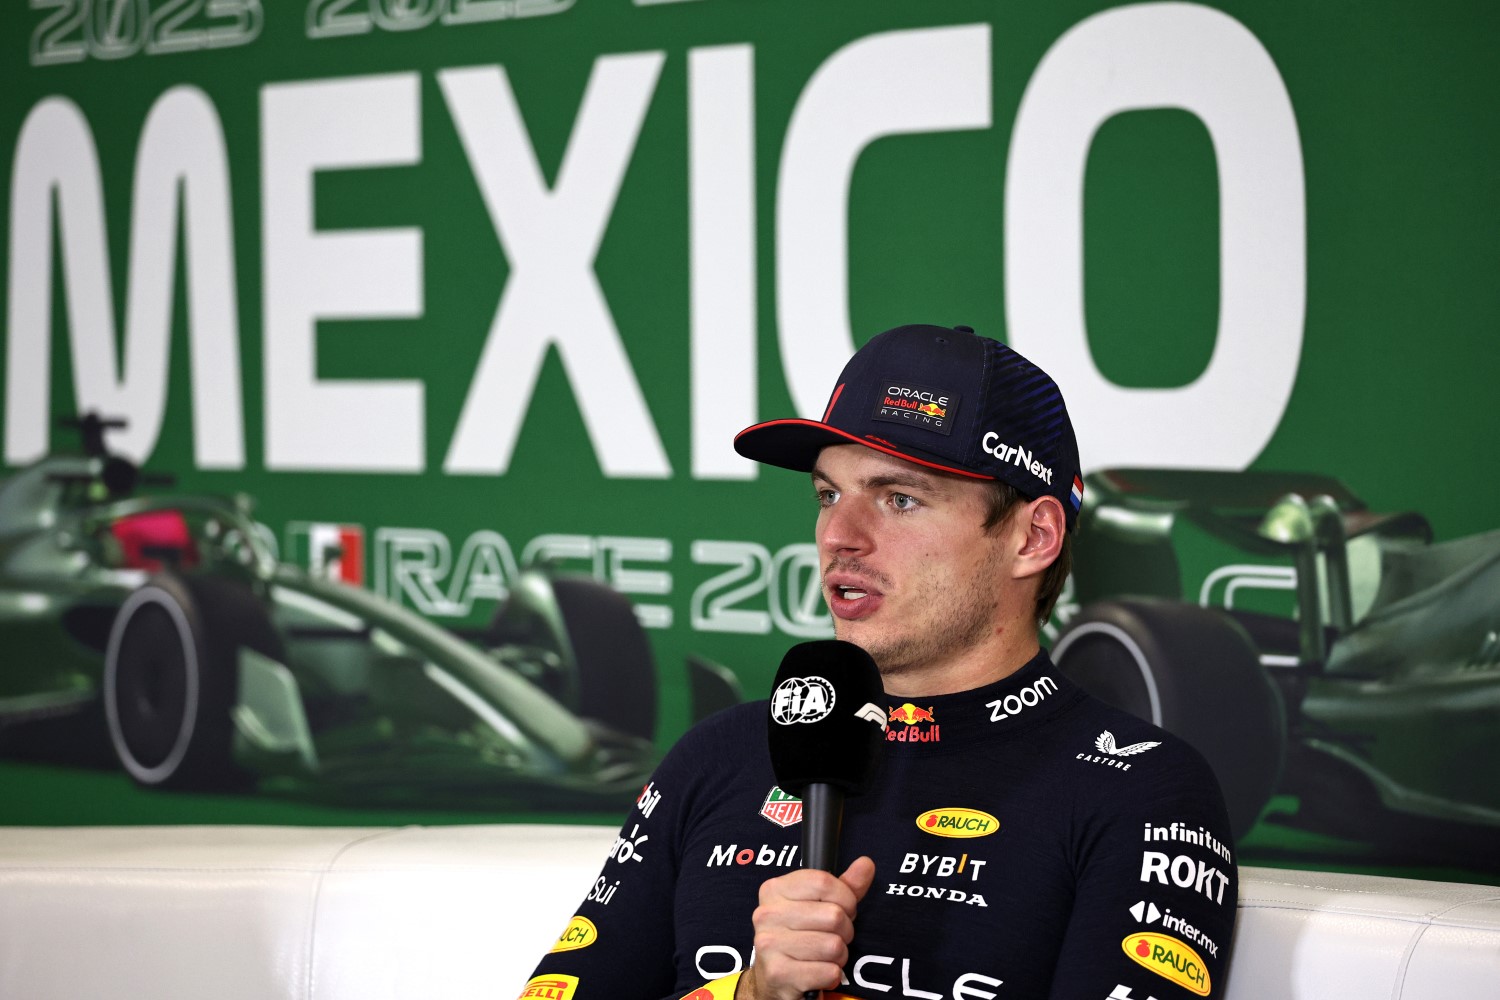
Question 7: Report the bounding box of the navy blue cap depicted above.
[734,324,1083,529]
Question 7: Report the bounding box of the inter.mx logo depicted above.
[285,522,365,584]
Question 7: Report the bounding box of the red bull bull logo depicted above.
[887,703,940,743]
[916,402,946,418]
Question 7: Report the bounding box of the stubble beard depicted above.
[829,546,1006,683]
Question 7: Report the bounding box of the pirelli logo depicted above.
[518,975,578,1000]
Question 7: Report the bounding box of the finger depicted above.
[760,868,857,908]
[753,895,855,937]
[841,855,877,903]
[744,930,850,999]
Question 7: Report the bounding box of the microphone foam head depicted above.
[767,639,887,796]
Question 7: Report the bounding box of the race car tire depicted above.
[1052,598,1286,840]
[103,573,280,790]
[551,575,658,743]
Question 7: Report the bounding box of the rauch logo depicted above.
[915,807,999,839]
[548,916,597,954]
[1122,933,1210,996]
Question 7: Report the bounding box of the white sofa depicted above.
[1,825,1496,999]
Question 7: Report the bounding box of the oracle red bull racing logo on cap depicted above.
[887,703,941,743]
[1122,932,1211,996]
[916,807,999,838]
[872,381,957,435]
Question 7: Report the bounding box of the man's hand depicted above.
[735,856,876,1000]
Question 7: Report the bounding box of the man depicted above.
[522,325,1236,1000]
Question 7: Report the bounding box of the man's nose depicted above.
[818,498,874,556]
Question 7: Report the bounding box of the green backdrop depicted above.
[3,0,1497,881]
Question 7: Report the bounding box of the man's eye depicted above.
[891,493,920,511]
[816,488,840,507]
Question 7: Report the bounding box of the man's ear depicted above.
[1011,495,1065,581]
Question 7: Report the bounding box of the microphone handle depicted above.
[802,783,845,1000]
[802,782,844,872]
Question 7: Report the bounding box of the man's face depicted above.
[812,443,1017,684]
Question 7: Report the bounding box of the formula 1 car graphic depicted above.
[1051,468,1500,857]
[0,415,738,806]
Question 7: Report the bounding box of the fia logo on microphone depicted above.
[771,676,835,724]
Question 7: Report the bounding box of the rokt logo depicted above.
[1139,851,1230,905]
[1122,933,1210,996]
[916,807,999,839]
[771,676,835,724]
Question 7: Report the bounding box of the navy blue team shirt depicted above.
[527,651,1238,999]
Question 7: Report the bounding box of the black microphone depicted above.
[767,640,887,997]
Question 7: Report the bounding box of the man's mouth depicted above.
[825,575,884,620]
